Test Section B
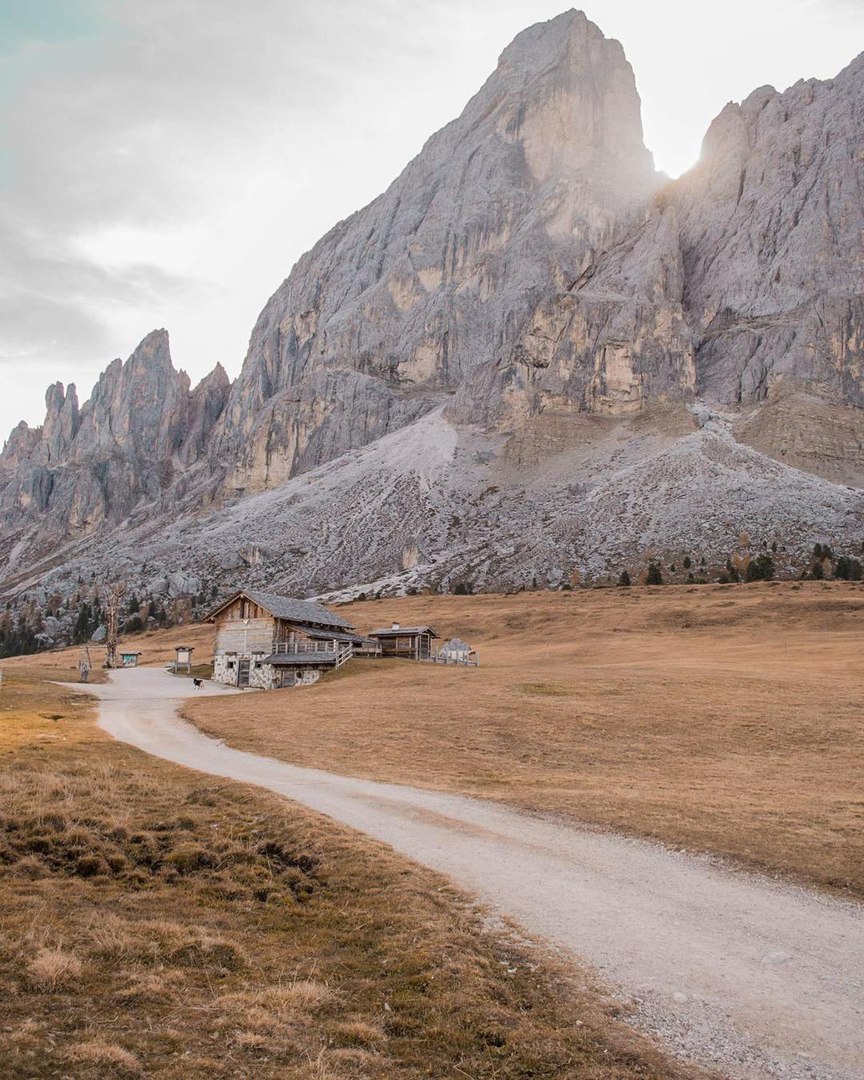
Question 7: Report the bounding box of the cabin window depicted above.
[226,660,235,669]
[396,636,412,650]
[254,661,262,669]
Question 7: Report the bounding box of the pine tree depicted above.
[745,553,774,582]
[646,563,663,586]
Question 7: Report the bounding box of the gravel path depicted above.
[72,669,864,1080]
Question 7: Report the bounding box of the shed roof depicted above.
[368,625,439,638]
[207,589,352,629]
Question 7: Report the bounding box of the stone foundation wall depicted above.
[250,661,275,690]
[213,652,326,690]
[213,652,237,686]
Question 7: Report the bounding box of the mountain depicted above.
[2,10,864,616]
[0,330,229,576]
[212,9,658,492]
[455,50,864,442]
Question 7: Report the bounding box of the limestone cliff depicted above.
[454,49,864,433]
[212,9,658,491]
[679,55,864,408]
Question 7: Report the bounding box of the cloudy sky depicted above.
[2,0,862,439]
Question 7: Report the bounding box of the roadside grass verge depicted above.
[0,670,701,1079]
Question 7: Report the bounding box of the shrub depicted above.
[745,553,774,582]
[617,570,631,587]
[682,556,691,570]
[811,561,825,580]
[645,563,663,586]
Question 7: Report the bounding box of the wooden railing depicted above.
[272,640,339,655]
[271,640,354,668]
[334,644,353,669]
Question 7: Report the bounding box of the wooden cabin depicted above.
[207,589,372,689]
[368,622,439,660]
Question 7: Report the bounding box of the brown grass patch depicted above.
[67,1040,142,1075]
[27,946,83,990]
[186,581,864,898]
[0,669,700,1079]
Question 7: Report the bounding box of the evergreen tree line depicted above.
[0,613,40,658]
[616,542,864,587]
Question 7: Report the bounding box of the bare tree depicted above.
[104,583,127,669]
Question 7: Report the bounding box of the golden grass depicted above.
[185,581,864,898]
[0,669,700,1079]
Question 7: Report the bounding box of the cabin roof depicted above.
[290,624,373,645]
[207,589,352,629]
[368,625,440,638]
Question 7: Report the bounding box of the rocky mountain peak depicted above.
[126,327,172,371]
[490,9,652,189]
[0,329,232,549]
[43,381,80,464]
[73,328,191,459]
[212,9,657,494]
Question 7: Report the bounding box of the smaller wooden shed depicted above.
[368,623,439,660]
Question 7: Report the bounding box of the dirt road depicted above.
[74,669,864,1080]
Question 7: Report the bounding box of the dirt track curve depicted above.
[69,669,864,1080]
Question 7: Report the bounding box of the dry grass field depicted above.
[0,666,702,1080]
[184,582,864,900]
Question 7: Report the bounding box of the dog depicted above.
[192,677,203,689]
